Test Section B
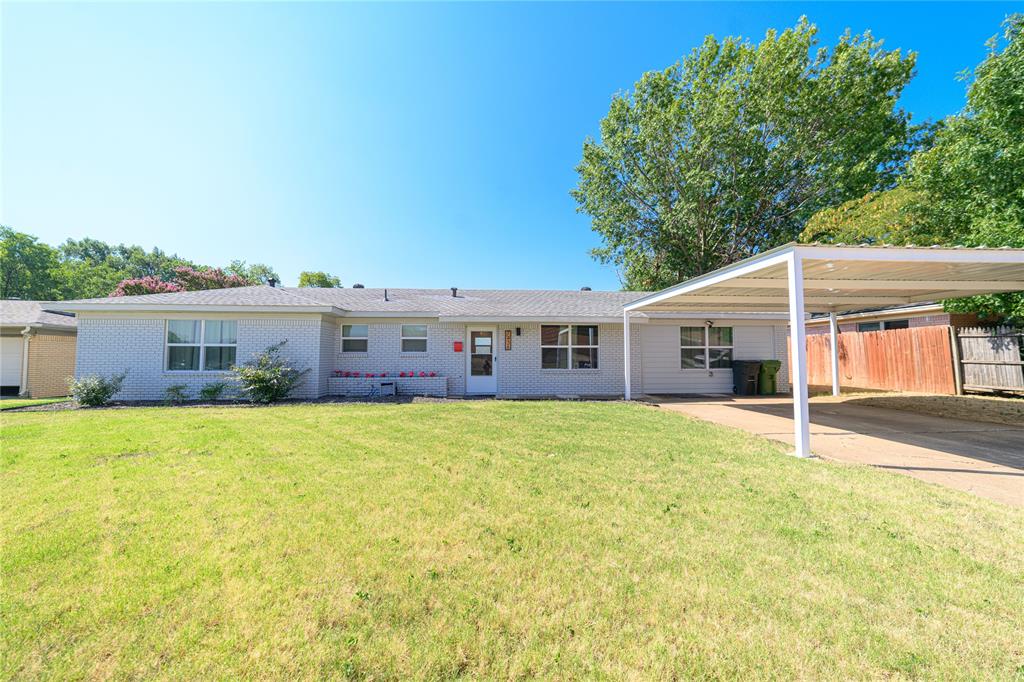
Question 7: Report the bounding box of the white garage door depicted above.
[640,324,776,394]
[1,337,24,388]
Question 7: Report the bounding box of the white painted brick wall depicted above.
[495,323,627,397]
[328,322,466,396]
[75,316,326,400]
[76,315,789,401]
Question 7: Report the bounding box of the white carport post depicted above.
[829,312,841,397]
[623,310,632,400]
[787,252,812,458]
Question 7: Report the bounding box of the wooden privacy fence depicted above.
[798,326,957,394]
[955,326,1024,393]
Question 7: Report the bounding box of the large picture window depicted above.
[401,325,428,353]
[680,326,732,370]
[541,325,599,369]
[166,320,237,371]
[341,324,368,353]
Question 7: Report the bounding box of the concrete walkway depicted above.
[651,395,1024,507]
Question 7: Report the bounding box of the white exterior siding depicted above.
[639,323,786,395]
[75,315,327,400]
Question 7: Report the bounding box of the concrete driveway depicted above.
[651,395,1024,507]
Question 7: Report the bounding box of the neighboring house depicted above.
[805,303,979,334]
[0,301,78,397]
[55,286,792,400]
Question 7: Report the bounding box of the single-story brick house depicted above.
[55,285,791,400]
[0,301,78,397]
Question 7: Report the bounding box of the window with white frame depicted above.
[541,325,599,369]
[166,320,237,371]
[680,326,732,370]
[341,324,368,352]
[401,324,427,353]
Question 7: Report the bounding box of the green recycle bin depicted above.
[758,360,782,395]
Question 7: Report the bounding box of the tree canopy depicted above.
[0,228,281,300]
[298,271,343,288]
[801,15,1024,320]
[574,18,920,290]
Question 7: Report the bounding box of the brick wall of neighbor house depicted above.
[75,316,327,400]
[26,333,76,398]
[806,311,980,335]
[332,322,467,396]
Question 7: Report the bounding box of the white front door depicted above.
[465,326,497,395]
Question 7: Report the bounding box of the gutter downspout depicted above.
[19,326,33,397]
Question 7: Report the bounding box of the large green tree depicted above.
[801,15,1024,320]
[573,18,920,290]
[0,227,59,300]
[297,271,343,288]
[226,260,280,285]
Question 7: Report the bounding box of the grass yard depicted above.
[2,401,1023,679]
[0,397,69,411]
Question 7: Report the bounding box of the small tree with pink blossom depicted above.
[111,276,183,297]
[110,266,253,297]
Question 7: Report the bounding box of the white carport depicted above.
[622,243,1024,457]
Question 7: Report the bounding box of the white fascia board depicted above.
[637,311,790,320]
[342,311,440,318]
[624,247,795,312]
[441,315,623,323]
[795,244,1024,264]
[52,303,345,315]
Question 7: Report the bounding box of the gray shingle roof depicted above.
[0,301,77,329]
[58,285,324,308]
[54,285,652,318]
[287,288,649,317]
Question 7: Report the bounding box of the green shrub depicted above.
[163,384,189,405]
[231,342,309,404]
[199,381,229,402]
[68,373,126,407]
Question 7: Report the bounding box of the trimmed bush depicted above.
[163,384,189,405]
[69,373,126,407]
[199,381,229,402]
[231,342,309,404]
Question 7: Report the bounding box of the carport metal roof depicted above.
[621,243,1024,458]
[623,243,1024,315]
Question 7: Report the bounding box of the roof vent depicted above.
[451,287,458,297]
[580,286,592,291]
[267,278,278,288]
[353,283,365,289]
[384,288,389,302]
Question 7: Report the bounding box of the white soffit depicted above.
[625,244,1024,315]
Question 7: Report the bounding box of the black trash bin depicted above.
[732,361,762,396]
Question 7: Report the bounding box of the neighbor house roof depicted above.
[51,286,790,321]
[0,301,78,331]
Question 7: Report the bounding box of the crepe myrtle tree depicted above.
[573,18,921,290]
[110,266,252,296]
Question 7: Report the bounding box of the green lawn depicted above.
[0,396,69,411]
[2,402,1022,679]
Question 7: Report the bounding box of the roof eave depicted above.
[53,303,347,316]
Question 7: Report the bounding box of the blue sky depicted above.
[1,2,1017,290]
